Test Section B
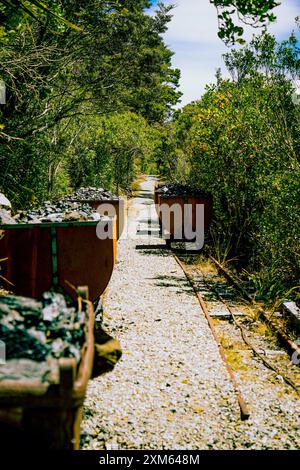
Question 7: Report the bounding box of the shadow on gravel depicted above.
[150,274,193,294]
[138,218,160,225]
[193,276,240,303]
[136,230,160,236]
[135,244,169,257]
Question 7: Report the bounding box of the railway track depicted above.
[208,255,300,361]
[172,251,300,421]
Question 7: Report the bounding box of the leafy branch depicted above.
[211,0,280,44]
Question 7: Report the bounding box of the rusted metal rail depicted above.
[208,255,300,362]
[196,266,300,396]
[173,254,251,421]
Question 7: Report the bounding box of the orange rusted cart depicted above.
[154,189,213,249]
[0,219,117,302]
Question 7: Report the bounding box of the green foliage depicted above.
[67,112,160,194]
[0,0,81,36]
[0,0,180,206]
[165,31,300,299]
[211,0,279,44]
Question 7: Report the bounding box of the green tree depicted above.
[0,1,280,44]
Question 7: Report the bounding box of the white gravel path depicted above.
[82,176,299,450]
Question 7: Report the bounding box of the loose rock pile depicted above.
[0,292,85,364]
[67,187,119,202]
[0,209,15,225]
[12,200,101,224]
[0,188,119,225]
[0,193,15,224]
[0,193,11,210]
[156,183,210,198]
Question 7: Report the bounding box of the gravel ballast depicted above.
[82,176,299,450]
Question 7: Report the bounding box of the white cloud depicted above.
[164,0,221,45]
[170,44,227,105]
[159,0,300,106]
[268,0,299,35]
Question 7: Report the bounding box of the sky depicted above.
[149,0,300,106]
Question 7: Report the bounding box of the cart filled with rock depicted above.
[0,288,96,449]
[0,200,117,302]
[154,183,213,248]
[0,289,121,449]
